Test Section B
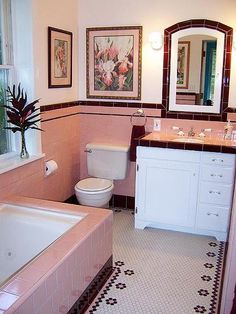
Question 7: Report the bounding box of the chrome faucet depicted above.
[188,127,195,137]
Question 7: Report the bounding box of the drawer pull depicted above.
[207,212,219,217]
[211,158,224,163]
[210,174,223,178]
[209,190,221,195]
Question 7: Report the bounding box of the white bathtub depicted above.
[0,203,85,287]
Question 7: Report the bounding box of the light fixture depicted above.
[149,32,163,50]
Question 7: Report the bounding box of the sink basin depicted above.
[171,137,204,144]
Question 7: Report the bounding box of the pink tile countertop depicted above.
[0,196,113,313]
[138,132,236,154]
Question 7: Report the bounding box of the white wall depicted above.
[78,0,236,107]
[31,0,79,105]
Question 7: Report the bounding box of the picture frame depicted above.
[48,27,72,88]
[177,41,190,89]
[86,26,142,100]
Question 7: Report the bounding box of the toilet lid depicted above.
[76,178,113,192]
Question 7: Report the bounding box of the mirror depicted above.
[162,20,233,120]
[176,35,217,106]
[170,28,224,113]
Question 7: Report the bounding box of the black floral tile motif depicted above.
[206,252,216,257]
[194,305,207,313]
[201,275,212,282]
[204,263,214,269]
[115,261,125,267]
[208,242,225,314]
[208,242,218,247]
[115,283,127,290]
[124,269,134,276]
[198,289,210,296]
[106,298,117,305]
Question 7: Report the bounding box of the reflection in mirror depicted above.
[169,28,224,114]
[176,35,217,107]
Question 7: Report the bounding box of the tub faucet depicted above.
[188,127,195,137]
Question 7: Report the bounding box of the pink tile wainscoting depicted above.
[1,100,236,313]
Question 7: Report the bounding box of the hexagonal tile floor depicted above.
[86,210,225,314]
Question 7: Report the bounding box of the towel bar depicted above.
[130,109,147,126]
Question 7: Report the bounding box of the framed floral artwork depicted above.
[48,27,72,88]
[177,41,190,89]
[86,26,142,100]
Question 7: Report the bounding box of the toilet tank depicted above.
[86,143,129,180]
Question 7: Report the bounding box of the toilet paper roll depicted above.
[45,160,58,176]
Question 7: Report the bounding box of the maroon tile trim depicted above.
[162,19,233,122]
[150,140,167,148]
[113,195,127,209]
[109,194,135,210]
[185,143,204,151]
[167,141,185,150]
[68,256,113,314]
[127,196,135,210]
[40,101,79,112]
[221,146,236,154]
[78,100,163,109]
[139,140,236,154]
[202,144,221,153]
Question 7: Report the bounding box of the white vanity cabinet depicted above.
[135,146,236,241]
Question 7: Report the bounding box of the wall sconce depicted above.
[149,32,163,50]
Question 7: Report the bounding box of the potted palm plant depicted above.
[1,83,42,158]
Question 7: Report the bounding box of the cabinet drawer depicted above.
[201,152,235,166]
[137,147,200,162]
[201,165,234,184]
[196,204,230,232]
[199,182,233,206]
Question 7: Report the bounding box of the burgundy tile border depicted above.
[65,194,135,210]
[40,101,79,112]
[139,139,236,154]
[109,195,135,210]
[79,100,164,110]
[68,256,113,314]
[162,19,233,122]
[39,98,234,124]
[40,100,165,111]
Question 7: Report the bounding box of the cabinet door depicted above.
[136,158,199,228]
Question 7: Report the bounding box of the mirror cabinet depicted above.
[162,19,233,120]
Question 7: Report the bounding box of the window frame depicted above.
[0,0,44,172]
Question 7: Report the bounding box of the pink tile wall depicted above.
[0,103,231,200]
[0,107,80,202]
[79,106,230,197]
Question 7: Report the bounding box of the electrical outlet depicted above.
[153,119,161,131]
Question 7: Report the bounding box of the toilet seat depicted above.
[75,178,113,192]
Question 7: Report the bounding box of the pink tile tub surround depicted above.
[0,196,113,314]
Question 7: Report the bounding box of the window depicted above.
[0,0,13,156]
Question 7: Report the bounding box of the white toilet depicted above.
[75,143,129,207]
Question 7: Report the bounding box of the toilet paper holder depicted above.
[45,160,58,176]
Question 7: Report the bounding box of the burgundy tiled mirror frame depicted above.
[162,19,233,121]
